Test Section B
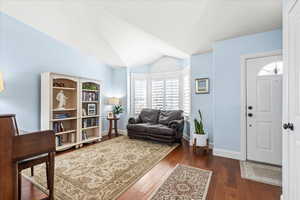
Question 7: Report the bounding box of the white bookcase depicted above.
[41,72,102,151]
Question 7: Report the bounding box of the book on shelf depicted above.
[53,113,71,119]
[56,135,63,146]
[53,122,65,133]
[82,131,88,140]
[82,118,99,128]
[82,91,99,102]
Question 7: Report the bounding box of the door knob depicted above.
[248,106,253,110]
[248,113,253,117]
[283,123,294,131]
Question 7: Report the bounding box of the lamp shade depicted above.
[108,97,120,105]
[0,72,4,92]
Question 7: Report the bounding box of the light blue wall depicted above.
[191,53,213,142]
[0,13,126,132]
[112,67,128,130]
[213,29,282,152]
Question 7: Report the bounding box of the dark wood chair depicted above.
[11,115,56,200]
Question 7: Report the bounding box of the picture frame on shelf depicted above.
[195,78,209,94]
[87,104,96,116]
[107,112,114,119]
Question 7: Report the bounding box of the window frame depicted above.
[130,69,191,117]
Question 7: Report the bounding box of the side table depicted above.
[193,138,209,154]
[107,117,119,137]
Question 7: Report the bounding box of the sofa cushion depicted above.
[147,124,175,136]
[127,123,149,132]
[158,110,183,125]
[139,108,160,124]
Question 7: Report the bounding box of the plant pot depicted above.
[114,114,121,119]
[193,133,208,147]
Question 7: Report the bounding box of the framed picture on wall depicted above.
[195,78,209,94]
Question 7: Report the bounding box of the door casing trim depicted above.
[240,50,282,161]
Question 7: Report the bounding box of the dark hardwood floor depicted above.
[21,135,281,200]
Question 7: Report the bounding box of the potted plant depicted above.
[194,109,208,147]
[113,105,124,118]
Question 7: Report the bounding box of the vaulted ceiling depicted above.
[0,0,282,67]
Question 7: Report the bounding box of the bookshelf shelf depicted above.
[56,143,77,151]
[82,126,99,131]
[53,87,76,90]
[41,72,102,152]
[82,101,99,103]
[82,89,99,92]
[81,136,101,143]
[55,130,76,136]
[82,115,100,119]
[51,117,78,122]
[52,108,77,112]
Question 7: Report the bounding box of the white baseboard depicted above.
[183,135,190,142]
[213,148,242,160]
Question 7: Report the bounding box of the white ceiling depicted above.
[0,0,282,67]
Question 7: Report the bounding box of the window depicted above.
[165,79,180,110]
[133,79,147,115]
[258,61,283,76]
[131,70,190,116]
[151,80,164,109]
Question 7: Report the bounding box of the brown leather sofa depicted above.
[127,108,184,144]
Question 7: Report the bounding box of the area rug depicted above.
[150,164,212,200]
[22,136,179,200]
[240,161,281,186]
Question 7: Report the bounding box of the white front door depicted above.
[285,1,300,199]
[246,55,283,165]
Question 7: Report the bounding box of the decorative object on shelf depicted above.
[56,90,68,109]
[107,112,114,119]
[193,109,208,147]
[0,72,4,92]
[53,82,65,87]
[113,105,124,118]
[82,83,98,91]
[82,91,98,101]
[195,78,209,94]
[87,104,96,115]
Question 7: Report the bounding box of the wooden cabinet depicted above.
[41,72,102,151]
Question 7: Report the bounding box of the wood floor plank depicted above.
[21,136,282,200]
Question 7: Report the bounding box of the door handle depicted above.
[248,106,253,110]
[248,113,253,117]
[283,123,294,131]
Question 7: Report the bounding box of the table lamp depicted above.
[108,97,120,105]
[0,72,4,92]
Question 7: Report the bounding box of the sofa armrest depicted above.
[128,117,141,124]
[168,119,184,130]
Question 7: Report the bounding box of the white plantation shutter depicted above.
[131,69,191,115]
[134,79,147,114]
[151,80,164,109]
[165,79,180,110]
[183,75,191,116]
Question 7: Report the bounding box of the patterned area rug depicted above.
[150,164,212,200]
[240,161,282,186]
[22,136,179,200]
